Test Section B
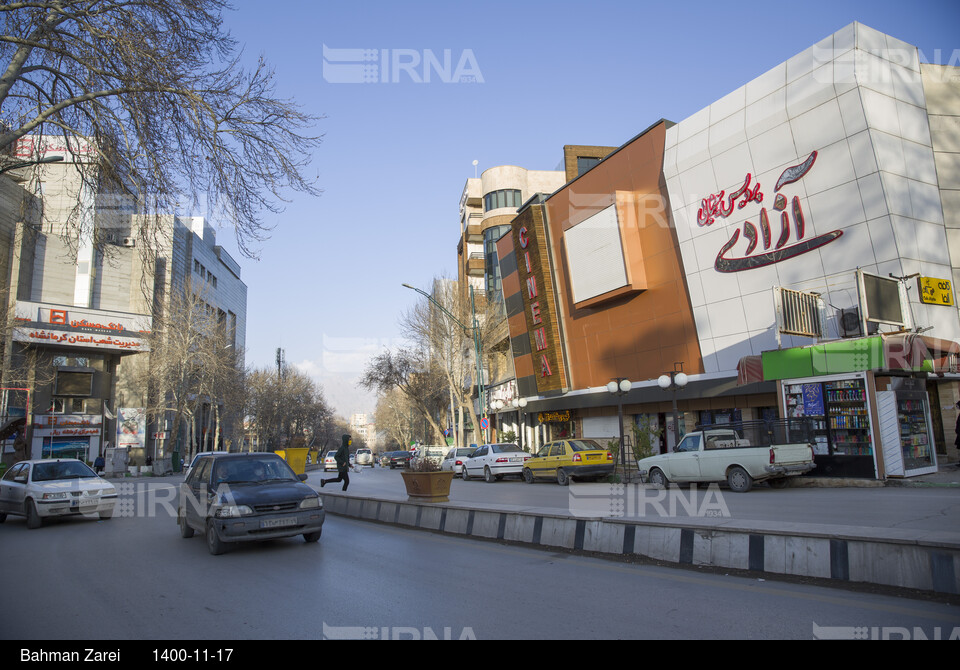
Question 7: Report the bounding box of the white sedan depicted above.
[441,447,476,475]
[461,443,530,482]
[0,459,117,529]
[323,452,338,472]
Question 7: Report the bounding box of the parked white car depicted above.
[637,421,816,492]
[0,459,117,528]
[462,443,530,482]
[440,447,476,475]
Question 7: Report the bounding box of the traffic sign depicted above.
[479,417,489,430]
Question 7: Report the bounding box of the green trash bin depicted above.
[172,451,181,473]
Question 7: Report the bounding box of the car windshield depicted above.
[32,461,98,482]
[568,440,604,452]
[491,444,522,453]
[213,457,296,484]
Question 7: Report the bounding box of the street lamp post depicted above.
[658,363,688,450]
[402,282,487,442]
[511,397,527,451]
[0,155,64,175]
[606,378,632,480]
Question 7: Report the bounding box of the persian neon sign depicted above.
[697,151,842,273]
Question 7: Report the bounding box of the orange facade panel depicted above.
[544,121,704,389]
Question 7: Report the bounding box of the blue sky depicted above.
[217,0,960,417]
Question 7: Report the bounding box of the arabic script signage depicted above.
[13,301,151,352]
[697,151,843,272]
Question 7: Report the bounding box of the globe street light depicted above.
[606,378,632,479]
[658,363,688,450]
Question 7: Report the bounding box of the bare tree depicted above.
[401,279,511,446]
[136,278,224,460]
[360,348,447,445]
[0,0,322,258]
[373,388,418,450]
[244,364,334,453]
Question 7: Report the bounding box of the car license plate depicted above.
[510,458,521,462]
[260,516,297,529]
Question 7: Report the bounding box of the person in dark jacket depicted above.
[321,434,352,491]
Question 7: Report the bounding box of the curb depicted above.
[317,491,960,597]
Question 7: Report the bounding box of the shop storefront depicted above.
[781,372,877,478]
[537,410,576,443]
[762,334,956,478]
[875,376,938,477]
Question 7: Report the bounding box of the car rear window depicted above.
[568,440,604,452]
[491,444,522,453]
[33,461,97,482]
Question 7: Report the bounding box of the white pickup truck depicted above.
[637,420,817,492]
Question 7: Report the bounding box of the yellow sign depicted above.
[918,277,954,306]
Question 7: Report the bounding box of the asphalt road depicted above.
[1,477,959,641]
[313,466,960,536]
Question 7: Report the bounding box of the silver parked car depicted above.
[0,459,117,528]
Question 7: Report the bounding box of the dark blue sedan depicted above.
[178,452,325,555]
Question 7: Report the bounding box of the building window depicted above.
[483,189,522,212]
[484,225,512,302]
[577,156,601,176]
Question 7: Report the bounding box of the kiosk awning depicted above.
[751,334,960,382]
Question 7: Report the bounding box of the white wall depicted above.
[663,22,960,375]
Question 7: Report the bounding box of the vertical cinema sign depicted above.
[497,202,566,395]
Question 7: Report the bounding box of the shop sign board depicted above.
[917,276,954,306]
[13,301,151,352]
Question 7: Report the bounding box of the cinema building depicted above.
[491,23,960,478]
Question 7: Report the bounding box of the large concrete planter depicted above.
[401,470,455,502]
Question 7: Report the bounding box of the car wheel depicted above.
[484,466,496,483]
[25,499,42,529]
[767,478,789,489]
[462,466,471,481]
[206,521,229,555]
[523,468,535,484]
[179,510,195,538]
[557,468,570,486]
[648,468,668,489]
[303,529,322,543]
[727,466,753,493]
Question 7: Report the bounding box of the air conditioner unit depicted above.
[121,237,136,247]
[837,307,878,338]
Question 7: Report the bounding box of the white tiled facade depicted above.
[664,22,960,375]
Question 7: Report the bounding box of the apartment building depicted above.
[0,140,247,466]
